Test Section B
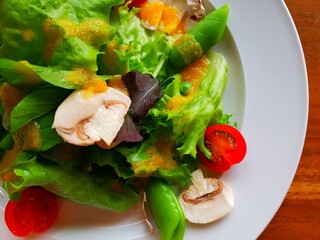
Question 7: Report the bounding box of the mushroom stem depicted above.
[182,179,223,205]
[178,169,234,224]
[186,0,205,18]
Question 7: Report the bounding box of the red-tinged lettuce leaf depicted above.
[115,115,143,142]
[121,70,163,120]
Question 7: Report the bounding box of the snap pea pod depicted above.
[169,3,230,69]
[146,178,185,240]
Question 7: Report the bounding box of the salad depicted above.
[0,0,246,239]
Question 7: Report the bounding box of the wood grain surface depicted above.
[258,1,320,239]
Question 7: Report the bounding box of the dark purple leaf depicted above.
[121,70,163,120]
[115,115,143,142]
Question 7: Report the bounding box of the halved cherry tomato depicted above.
[5,187,59,237]
[197,124,247,172]
[126,0,147,9]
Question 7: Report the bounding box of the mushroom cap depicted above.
[52,87,131,146]
[178,170,234,224]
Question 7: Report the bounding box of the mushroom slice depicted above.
[178,169,234,224]
[52,87,131,147]
[139,0,188,34]
[186,0,206,19]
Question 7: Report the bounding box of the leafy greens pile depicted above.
[0,0,229,212]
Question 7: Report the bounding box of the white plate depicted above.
[0,0,308,239]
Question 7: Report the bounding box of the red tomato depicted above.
[197,124,247,172]
[5,187,59,237]
[126,0,147,9]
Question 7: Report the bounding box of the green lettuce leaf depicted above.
[49,38,101,71]
[152,165,193,186]
[117,127,196,185]
[86,145,134,179]
[40,144,134,179]
[39,143,88,166]
[2,152,140,212]
[98,6,170,77]
[149,51,228,158]
[0,59,105,89]
[0,0,122,69]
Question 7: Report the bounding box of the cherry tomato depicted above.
[5,187,59,237]
[126,0,147,9]
[197,124,247,172]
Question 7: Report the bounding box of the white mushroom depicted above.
[186,0,206,19]
[178,169,234,224]
[139,0,188,32]
[52,87,131,147]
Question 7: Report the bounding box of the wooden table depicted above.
[259,1,320,239]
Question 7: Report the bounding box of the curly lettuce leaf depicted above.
[2,152,140,212]
[152,164,193,186]
[149,51,228,158]
[98,6,170,77]
[117,127,195,185]
[49,38,101,71]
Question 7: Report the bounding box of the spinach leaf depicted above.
[0,130,13,150]
[0,59,88,90]
[29,64,87,89]
[10,86,71,132]
[37,110,64,152]
[0,58,44,89]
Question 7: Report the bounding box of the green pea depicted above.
[179,82,192,95]
[146,178,185,240]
